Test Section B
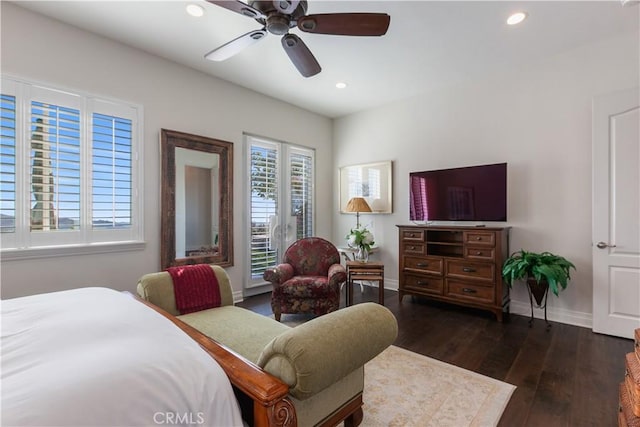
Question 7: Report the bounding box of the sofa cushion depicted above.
[178,306,290,364]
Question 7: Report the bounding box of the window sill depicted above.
[1,241,146,261]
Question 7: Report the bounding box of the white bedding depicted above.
[1,287,243,427]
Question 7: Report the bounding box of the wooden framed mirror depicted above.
[161,129,233,268]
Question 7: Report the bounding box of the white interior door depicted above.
[592,87,640,339]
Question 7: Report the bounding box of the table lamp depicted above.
[345,197,372,228]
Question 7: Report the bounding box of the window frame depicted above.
[1,76,144,260]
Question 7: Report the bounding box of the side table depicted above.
[346,261,385,306]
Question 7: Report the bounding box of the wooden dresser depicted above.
[397,225,510,321]
[619,328,640,427]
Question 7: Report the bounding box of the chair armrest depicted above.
[328,263,347,286]
[263,263,295,285]
[256,302,398,400]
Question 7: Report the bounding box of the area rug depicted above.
[360,345,515,427]
[273,314,515,426]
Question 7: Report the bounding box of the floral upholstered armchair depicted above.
[264,237,347,321]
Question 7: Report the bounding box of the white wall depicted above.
[333,32,639,327]
[0,3,333,299]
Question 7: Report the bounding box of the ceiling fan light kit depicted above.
[205,0,390,77]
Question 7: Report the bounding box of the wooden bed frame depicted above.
[136,296,295,426]
[136,297,364,427]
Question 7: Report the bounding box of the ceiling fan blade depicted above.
[205,30,267,61]
[297,13,391,36]
[281,34,321,78]
[273,0,299,15]
[206,0,265,20]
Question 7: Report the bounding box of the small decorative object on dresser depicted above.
[397,225,510,321]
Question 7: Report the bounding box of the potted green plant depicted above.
[502,250,576,303]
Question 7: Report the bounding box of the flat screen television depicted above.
[409,162,507,222]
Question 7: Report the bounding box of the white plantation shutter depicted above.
[29,101,81,232]
[92,113,132,229]
[1,93,16,235]
[289,149,313,239]
[0,77,143,255]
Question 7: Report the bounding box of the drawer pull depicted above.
[462,267,476,273]
[417,281,429,286]
[462,288,477,294]
[476,237,482,241]
[410,246,416,250]
[416,262,429,267]
[476,251,482,255]
[409,233,415,237]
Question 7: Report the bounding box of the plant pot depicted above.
[527,278,549,307]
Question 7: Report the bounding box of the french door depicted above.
[246,135,314,288]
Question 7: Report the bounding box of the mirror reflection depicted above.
[176,149,219,258]
[161,129,233,268]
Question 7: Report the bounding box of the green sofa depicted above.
[136,265,398,427]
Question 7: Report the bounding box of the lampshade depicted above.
[345,197,372,213]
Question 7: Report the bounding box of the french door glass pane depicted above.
[250,144,278,279]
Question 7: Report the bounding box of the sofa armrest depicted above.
[256,302,398,400]
[263,263,295,285]
[136,264,234,316]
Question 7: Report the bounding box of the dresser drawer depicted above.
[402,242,425,255]
[404,274,443,295]
[404,256,443,275]
[446,280,494,304]
[464,231,496,246]
[446,260,494,282]
[401,229,424,241]
[464,246,496,261]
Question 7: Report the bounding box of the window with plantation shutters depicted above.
[247,135,314,286]
[0,77,143,257]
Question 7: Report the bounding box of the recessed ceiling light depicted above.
[336,82,347,89]
[186,4,204,18]
[506,11,527,26]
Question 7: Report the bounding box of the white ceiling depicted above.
[13,1,639,118]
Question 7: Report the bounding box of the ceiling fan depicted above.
[205,0,391,77]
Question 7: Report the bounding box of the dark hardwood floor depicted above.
[238,286,632,427]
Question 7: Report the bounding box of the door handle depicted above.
[596,241,617,249]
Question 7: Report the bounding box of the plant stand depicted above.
[526,278,551,330]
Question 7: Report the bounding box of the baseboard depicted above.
[382,279,591,329]
[509,300,592,329]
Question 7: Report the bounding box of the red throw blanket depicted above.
[166,264,222,314]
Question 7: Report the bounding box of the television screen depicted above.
[409,163,507,222]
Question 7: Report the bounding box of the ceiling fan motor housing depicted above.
[250,0,308,35]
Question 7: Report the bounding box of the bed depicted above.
[1,287,245,427]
